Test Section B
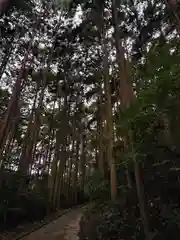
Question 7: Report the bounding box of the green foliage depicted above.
[80,37,180,240]
[84,169,110,200]
[1,0,180,239]
[0,170,49,230]
[79,199,145,240]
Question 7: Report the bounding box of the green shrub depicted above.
[159,207,180,240]
[84,169,110,201]
[79,200,144,240]
[0,170,49,230]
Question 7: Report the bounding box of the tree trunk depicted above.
[129,131,151,240]
[101,19,117,201]
[18,85,39,174]
[111,1,151,238]
[0,34,34,159]
[97,91,104,173]
[50,129,62,209]
[72,140,80,204]
[79,134,86,190]
[0,103,20,168]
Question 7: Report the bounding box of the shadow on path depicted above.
[21,207,83,240]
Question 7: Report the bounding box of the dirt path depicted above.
[21,207,83,240]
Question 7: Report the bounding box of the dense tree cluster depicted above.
[1,0,180,239]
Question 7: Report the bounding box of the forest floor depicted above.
[19,207,83,240]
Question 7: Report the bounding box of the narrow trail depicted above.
[20,207,83,240]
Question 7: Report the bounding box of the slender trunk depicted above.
[0,5,59,168]
[72,140,80,204]
[50,131,61,209]
[101,20,117,201]
[112,1,151,237]
[61,134,71,205]
[56,136,68,209]
[80,134,86,190]
[0,30,35,157]
[56,96,70,208]
[47,129,55,174]
[129,131,151,239]
[68,138,75,201]
[30,140,38,175]
[97,93,104,172]
[51,94,69,209]
[45,99,56,173]
[18,85,39,173]
[0,99,20,168]
[112,0,134,107]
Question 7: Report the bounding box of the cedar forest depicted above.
[0,0,180,239]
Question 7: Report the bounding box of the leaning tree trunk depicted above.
[0,2,56,169]
[0,33,34,166]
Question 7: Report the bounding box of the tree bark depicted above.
[101,18,117,201]
[111,1,151,238]
[72,140,80,204]
[97,90,104,173]
[79,134,86,190]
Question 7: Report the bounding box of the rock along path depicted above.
[20,207,83,240]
